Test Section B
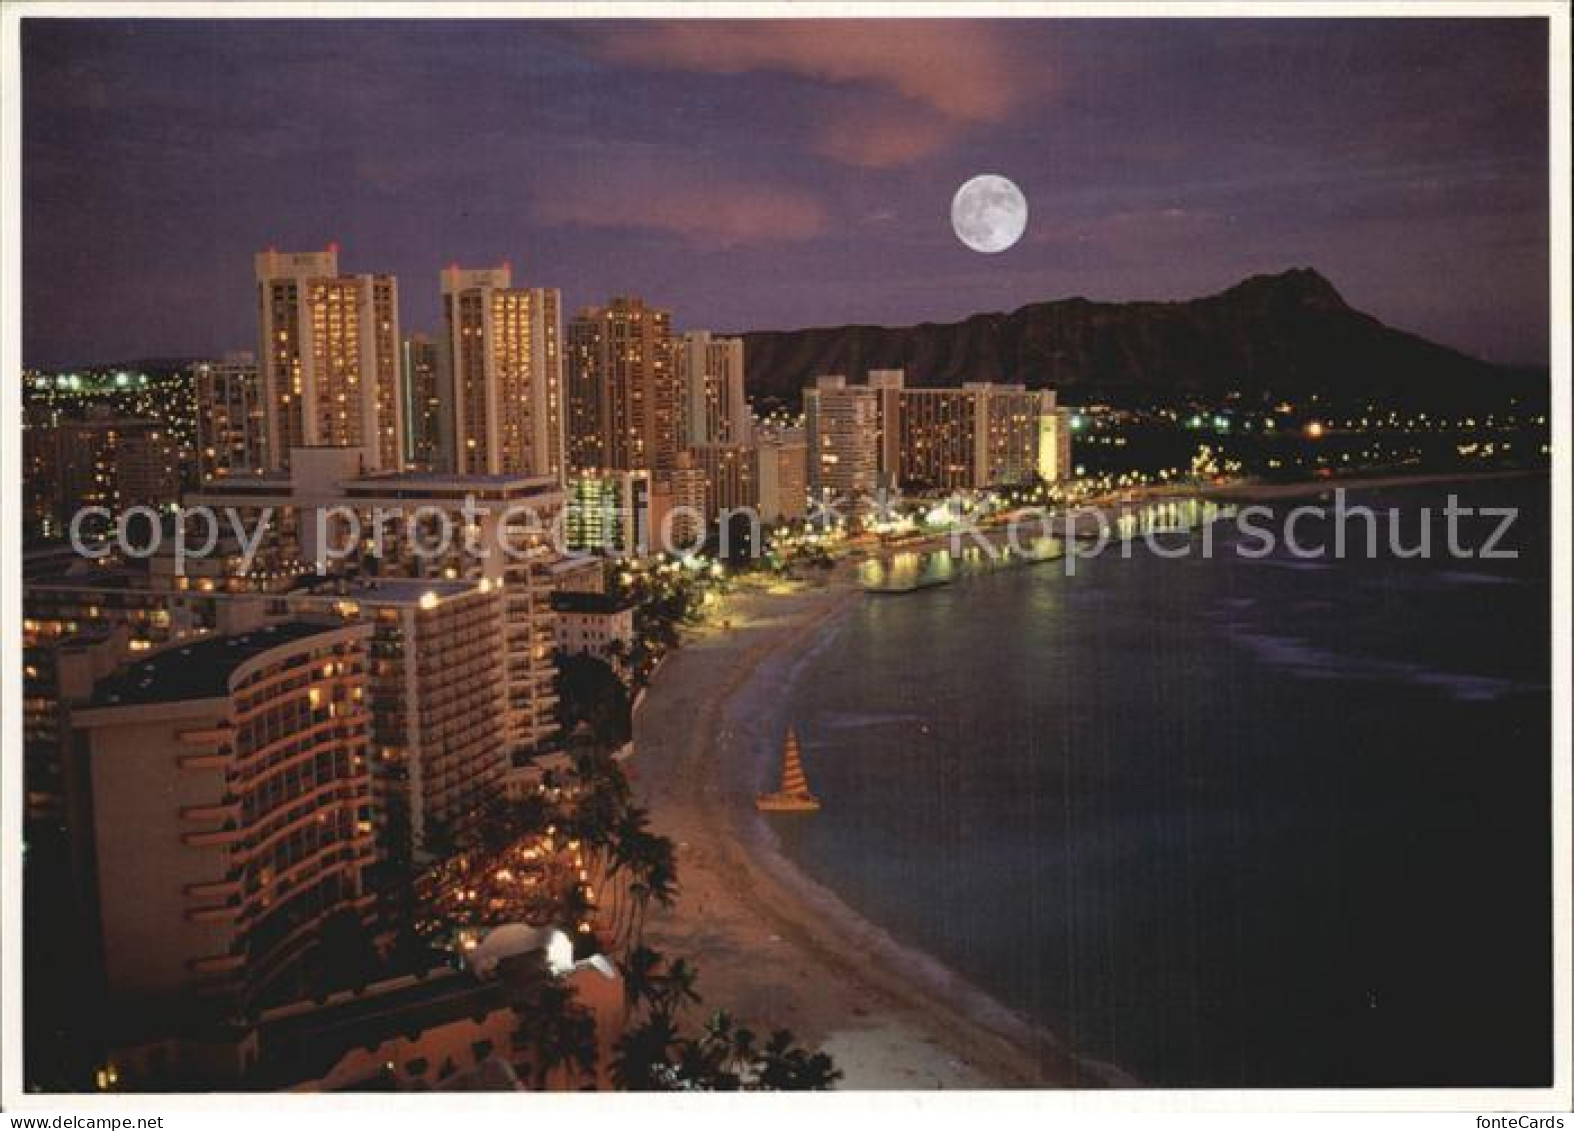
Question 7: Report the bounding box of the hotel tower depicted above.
[566,296,678,473]
[439,265,565,481]
[678,330,750,447]
[254,247,403,473]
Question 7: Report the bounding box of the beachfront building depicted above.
[691,441,758,521]
[753,428,809,523]
[1039,402,1075,483]
[803,376,881,503]
[68,622,376,1038]
[808,370,1069,495]
[897,386,982,491]
[254,247,403,472]
[551,591,637,673]
[187,449,568,764]
[291,580,508,856]
[867,369,906,488]
[650,452,708,550]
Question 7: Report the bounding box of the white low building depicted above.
[551,591,636,669]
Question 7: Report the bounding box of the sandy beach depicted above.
[630,572,1129,1089]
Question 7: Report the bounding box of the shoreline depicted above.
[862,468,1545,562]
[1184,466,1543,504]
[630,573,1130,1089]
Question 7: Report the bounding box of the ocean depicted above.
[771,478,1552,1087]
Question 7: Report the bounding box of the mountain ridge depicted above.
[735,268,1538,409]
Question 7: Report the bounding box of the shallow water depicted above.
[773,479,1552,1087]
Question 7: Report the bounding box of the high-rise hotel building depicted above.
[188,451,567,766]
[31,408,184,534]
[440,265,564,481]
[255,247,403,472]
[400,333,446,472]
[293,580,508,858]
[566,297,678,473]
[565,471,652,557]
[803,376,881,501]
[753,428,809,523]
[194,353,266,482]
[678,331,750,448]
[806,370,1070,497]
[68,621,376,1018]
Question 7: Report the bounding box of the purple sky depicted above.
[22,18,1549,368]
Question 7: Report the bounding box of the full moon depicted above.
[951,174,1028,253]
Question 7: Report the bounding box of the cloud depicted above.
[581,21,1047,167]
[536,173,827,249]
[811,100,964,169]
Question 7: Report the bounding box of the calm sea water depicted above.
[775,480,1551,1087]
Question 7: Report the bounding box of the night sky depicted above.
[22,18,1549,369]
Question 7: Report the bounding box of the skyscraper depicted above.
[440,265,565,480]
[254,247,403,472]
[400,333,445,471]
[803,376,880,502]
[691,442,757,521]
[36,408,184,534]
[69,621,375,1017]
[753,428,808,523]
[293,579,508,857]
[565,470,652,557]
[678,330,750,447]
[807,370,1066,494]
[566,297,677,473]
[193,353,265,482]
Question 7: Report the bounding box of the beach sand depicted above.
[629,574,1127,1089]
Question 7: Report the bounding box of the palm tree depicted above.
[652,956,700,1018]
[515,979,598,1090]
[621,944,665,1016]
[694,1010,755,1090]
[753,1028,842,1091]
[610,1012,680,1090]
[627,835,678,949]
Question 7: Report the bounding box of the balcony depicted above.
[180,799,240,823]
[183,877,242,900]
[188,953,245,974]
[185,902,242,924]
[178,751,231,771]
[182,825,243,847]
[177,724,234,746]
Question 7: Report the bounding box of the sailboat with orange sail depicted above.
[755,728,820,812]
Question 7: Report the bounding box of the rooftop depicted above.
[344,469,560,493]
[255,970,511,1089]
[293,578,487,608]
[550,591,637,615]
[92,620,347,707]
